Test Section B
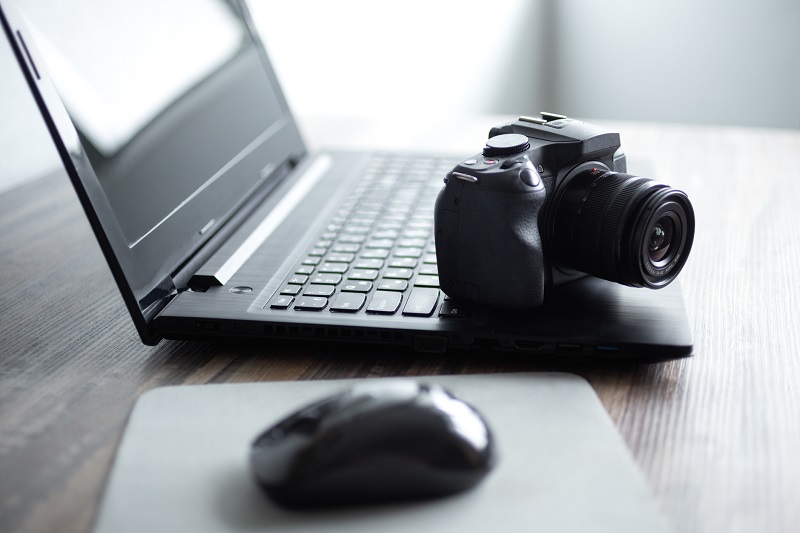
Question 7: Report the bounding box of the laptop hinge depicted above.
[170,157,300,293]
[185,153,333,291]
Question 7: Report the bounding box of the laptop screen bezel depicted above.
[0,0,308,344]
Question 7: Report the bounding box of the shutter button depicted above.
[501,157,525,169]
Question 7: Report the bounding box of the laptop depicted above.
[0,0,693,361]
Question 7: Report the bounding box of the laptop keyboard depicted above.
[266,154,458,318]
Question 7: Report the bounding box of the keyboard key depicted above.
[294,296,328,311]
[341,280,373,292]
[397,238,427,248]
[308,247,327,256]
[310,273,342,285]
[377,221,402,230]
[389,257,417,268]
[280,285,302,296]
[344,224,371,234]
[384,268,413,280]
[295,265,315,275]
[269,295,294,309]
[330,292,366,313]
[367,291,403,315]
[353,258,384,270]
[318,262,349,274]
[377,279,408,292]
[332,243,360,253]
[402,288,440,316]
[422,253,438,264]
[366,239,395,249]
[414,275,439,288]
[288,274,308,285]
[304,284,335,297]
[302,256,322,266]
[419,264,438,275]
[326,253,355,263]
[351,216,376,226]
[338,234,366,244]
[438,300,470,318]
[394,247,423,258]
[361,249,390,259]
[372,230,399,239]
[348,269,379,281]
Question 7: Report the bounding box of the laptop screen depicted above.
[3,0,307,341]
[19,0,287,246]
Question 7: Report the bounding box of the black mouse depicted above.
[250,380,496,508]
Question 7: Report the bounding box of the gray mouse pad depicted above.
[93,373,672,533]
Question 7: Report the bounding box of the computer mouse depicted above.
[250,380,496,508]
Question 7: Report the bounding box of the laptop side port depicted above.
[594,345,620,354]
[513,340,544,352]
[557,343,582,353]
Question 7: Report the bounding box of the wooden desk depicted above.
[1,115,799,533]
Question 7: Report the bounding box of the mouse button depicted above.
[421,386,494,455]
[282,415,320,436]
[300,381,419,431]
[264,392,351,440]
[324,389,419,429]
[266,412,321,439]
[348,379,422,404]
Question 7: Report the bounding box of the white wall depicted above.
[249,0,800,128]
[248,0,544,119]
[543,0,800,128]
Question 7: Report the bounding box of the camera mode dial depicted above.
[483,133,530,157]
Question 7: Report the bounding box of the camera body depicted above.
[434,113,694,309]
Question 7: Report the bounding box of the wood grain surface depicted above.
[1,116,799,533]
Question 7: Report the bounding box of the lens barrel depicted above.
[551,166,695,288]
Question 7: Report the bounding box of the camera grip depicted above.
[435,180,546,308]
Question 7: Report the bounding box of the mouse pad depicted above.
[92,373,672,533]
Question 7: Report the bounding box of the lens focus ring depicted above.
[575,173,652,281]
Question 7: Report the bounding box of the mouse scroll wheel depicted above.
[483,133,530,157]
[285,414,322,435]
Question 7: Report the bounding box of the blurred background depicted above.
[1,0,798,193]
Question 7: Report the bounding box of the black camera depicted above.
[434,113,695,309]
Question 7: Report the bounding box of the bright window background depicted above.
[1,0,798,193]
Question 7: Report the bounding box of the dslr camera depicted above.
[434,112,695,309]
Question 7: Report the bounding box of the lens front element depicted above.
[648,214,676,265]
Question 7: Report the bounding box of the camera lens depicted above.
[551,166,695,288]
